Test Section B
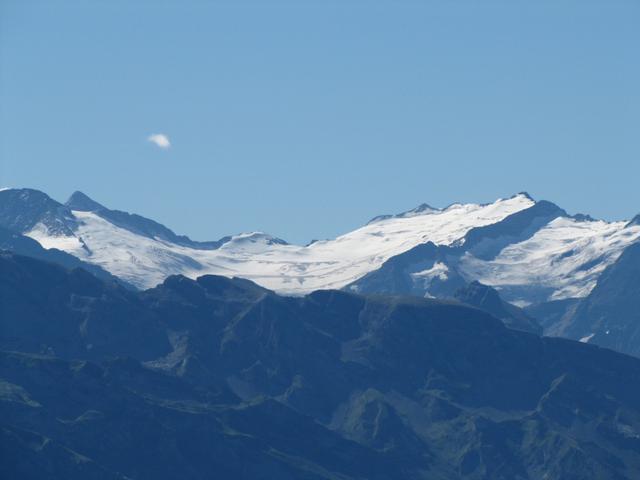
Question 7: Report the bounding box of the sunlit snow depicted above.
[25,194,534,293]
[458,216,640,305]
[580,333,595,343]
[24,192,640,303]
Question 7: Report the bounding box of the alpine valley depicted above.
[3,188,640,479]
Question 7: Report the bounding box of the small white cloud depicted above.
[147,133,171,149]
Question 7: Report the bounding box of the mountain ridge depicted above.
[2,187,640,355]
[1,188,540,293]
[2,250,640,479]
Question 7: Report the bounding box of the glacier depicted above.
[25,193,534,292]
[1,187,637,308]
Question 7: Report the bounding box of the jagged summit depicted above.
[368,202,440,224]
[514,191,535,201]
[369,192,535,225]
[224,231,289,247]
[66,190,106,212]
[396,202,440,217]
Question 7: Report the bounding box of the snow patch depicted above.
[579,333,595,343]
[411,262,449,282]
[25,223,83,251]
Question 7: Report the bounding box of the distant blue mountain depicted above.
[2,187,640,358]
[2,251,640,479]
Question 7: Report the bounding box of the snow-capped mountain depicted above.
[1,188,639,326]
[349,199,640,308]
[0,188,534,292]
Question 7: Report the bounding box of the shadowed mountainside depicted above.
[2,252,640,478]
[559,242,640,357]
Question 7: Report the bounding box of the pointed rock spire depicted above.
[65,191,105,212]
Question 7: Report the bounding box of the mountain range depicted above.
[1,187,640,356]
[2,250,640,479]
[3,187,640,478]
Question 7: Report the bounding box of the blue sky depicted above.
[1,1,639,244]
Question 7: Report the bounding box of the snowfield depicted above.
[26,194,535,293]
[458,217,640,305]
[22,191,640,304]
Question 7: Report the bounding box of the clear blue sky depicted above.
[1,1,638,244]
